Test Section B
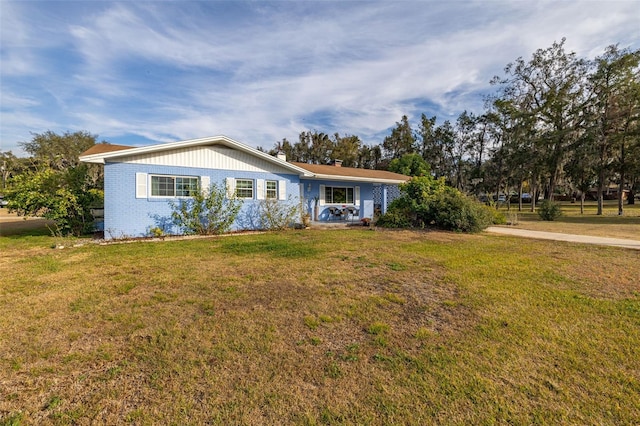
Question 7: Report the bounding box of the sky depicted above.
[1,1,639,157]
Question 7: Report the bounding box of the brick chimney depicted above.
[332,159,343,167]
[276,151,286,161]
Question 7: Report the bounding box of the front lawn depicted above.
[1,229,638,424]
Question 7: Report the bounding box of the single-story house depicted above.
[79,135,410,239]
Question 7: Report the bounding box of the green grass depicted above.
[0,228,639,424]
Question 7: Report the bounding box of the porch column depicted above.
[382,185,388,214]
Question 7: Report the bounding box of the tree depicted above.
[0,151,30,190]
[450,111,481,191]
[382,115,416,160]
[21,130,101,170]
[388,153,430,177]
[306,131,333,164]
[5,131,104,236]
[492,39,589,200]
[486,98,542,211]
[433,120,457,184]
[418,114,439,168]
[468,113,491,173]
[587,45,640,215]
[355,144,383,169]
[6,166,103,236]
[564,131,598,213]
[331,134,362,167]
[269,138,297,162]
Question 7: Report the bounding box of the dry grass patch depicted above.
[1,229,639,424]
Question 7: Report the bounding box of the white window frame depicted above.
[266,180,278,199]
[324,186,354,204]
[235,178,254,199]
[149,175,199,198]
[319,184,359,206]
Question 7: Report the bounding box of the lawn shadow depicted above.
[0,219,54,238]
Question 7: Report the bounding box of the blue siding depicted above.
[103,162,301,239]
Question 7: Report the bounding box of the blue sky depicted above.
[1,1,639,156]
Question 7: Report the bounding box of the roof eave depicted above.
[78,155,107,164]
[78,135,314,176]
[304,174,409,184]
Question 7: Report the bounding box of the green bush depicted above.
[490,209,507,225]
[377,176,493,233]
[376,209,412,228]
[428,189,494,233]
[5,166,103,236]
[170,182,243,235]
[537,200,562,221]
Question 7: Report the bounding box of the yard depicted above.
[0,207,639,424]
[497,200,640,240]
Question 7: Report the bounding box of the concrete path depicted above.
[486,226,640,250]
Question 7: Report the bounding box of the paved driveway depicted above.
[486,226,640,250]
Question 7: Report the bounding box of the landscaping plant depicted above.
[169,182,242,235]
[257,197,301,230]
[4,166,103,236]
[537,200,563,221]
[378,175,494,232]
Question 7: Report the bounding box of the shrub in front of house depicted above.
[377,176,493,233]
[427,189,494,233]
[375,209,412,228]
[169,182,243,235]
[257,197,301,231]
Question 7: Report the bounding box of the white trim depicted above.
[323,185,356,205]
[319,185,325,206]
[226,177,235,198]
[148,174,199,198]
[234,178,254,199]
[200,176,210,195]
[305,174,408,184]
[355,186,360,206]
[265,180,278,199]
[278,180,287,201]
[135,173,147,199]
[256,179,265,200]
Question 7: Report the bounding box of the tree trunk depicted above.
[530,185,537,212]
[596,169,605,215]
[518,180,524,212]
[548,162,563,202]
[618,143,625,216]
[618,173,625,216]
